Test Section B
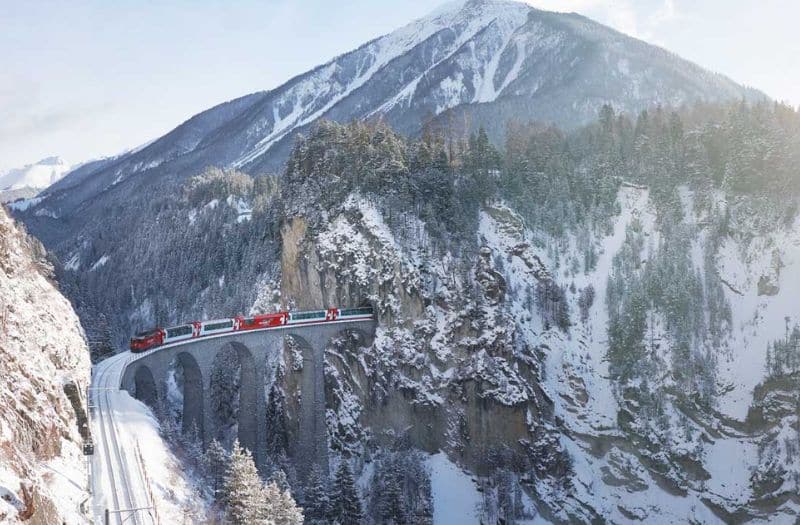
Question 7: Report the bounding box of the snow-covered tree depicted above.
[222,440,265,523]
[270,468,291,492]
[379,472,406,525]
[204,438,229,499]
[263,480,304,525]
[181,422,204,469]
[303,464,330,523]
[330,460,362,524]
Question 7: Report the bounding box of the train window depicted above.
[292,311,325,320]
[167,325,192,338]
[340,307,373,316]
[205,320,233,331]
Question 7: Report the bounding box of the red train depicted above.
[129,306,374,353]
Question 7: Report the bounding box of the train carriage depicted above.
[129,306,373,353]
[162,323,196,345]
[199,318,235,337]
[236,312,287,331]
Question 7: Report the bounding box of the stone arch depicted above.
[209,341,258,454]
[132,364,158,409]
[173,351,204,438]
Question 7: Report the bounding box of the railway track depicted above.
[91,355,155,525]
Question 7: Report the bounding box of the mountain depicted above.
[0,156,73,205]
[22,101,800,522]
[0,207,91,523]
[22,0,759,230]
[0,156,72,193]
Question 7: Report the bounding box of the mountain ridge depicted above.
[23,0,761,231]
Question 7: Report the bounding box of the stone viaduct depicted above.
[119,319,376,477]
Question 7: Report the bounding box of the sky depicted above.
[1,0,797,173]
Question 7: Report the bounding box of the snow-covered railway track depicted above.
[93,367,123,519]
[95,363,139,524]
[91,354,155,525]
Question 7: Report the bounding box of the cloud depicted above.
[525,0,641,36]
[0,88,113,172]
[0,78,111,145]
[0,108,89,141]
[524,0,682,40]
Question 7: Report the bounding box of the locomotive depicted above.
[129,306,374,353]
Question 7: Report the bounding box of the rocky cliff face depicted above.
[0,207,91,523]
[279,194,569,475]
[244,109,799,522]
[271,184,800,522]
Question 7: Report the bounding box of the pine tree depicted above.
[380,470,406,525]
[182,422,204,471]
[263,480,304,525]
[204,438,229,500]
[766,343,775,378]
[270,468,291,492]
[303,464,330,524]
[330,461,363,525]
[496,470,513,524]
[154,393,178,441]
[95,313,116,360]
[222,440,265,524]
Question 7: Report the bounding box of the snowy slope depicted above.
[478,185,800,522]
[233,0,532,167]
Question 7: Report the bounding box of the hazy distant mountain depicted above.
[0,156,74,204]
[0,156,71,192]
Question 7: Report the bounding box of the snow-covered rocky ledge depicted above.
[0,206,90,523]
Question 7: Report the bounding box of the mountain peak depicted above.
[36,156,68,166]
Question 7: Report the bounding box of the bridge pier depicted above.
[238,349,268,470]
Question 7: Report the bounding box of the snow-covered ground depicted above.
[429,453,482,525]
[90,353,202,524]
